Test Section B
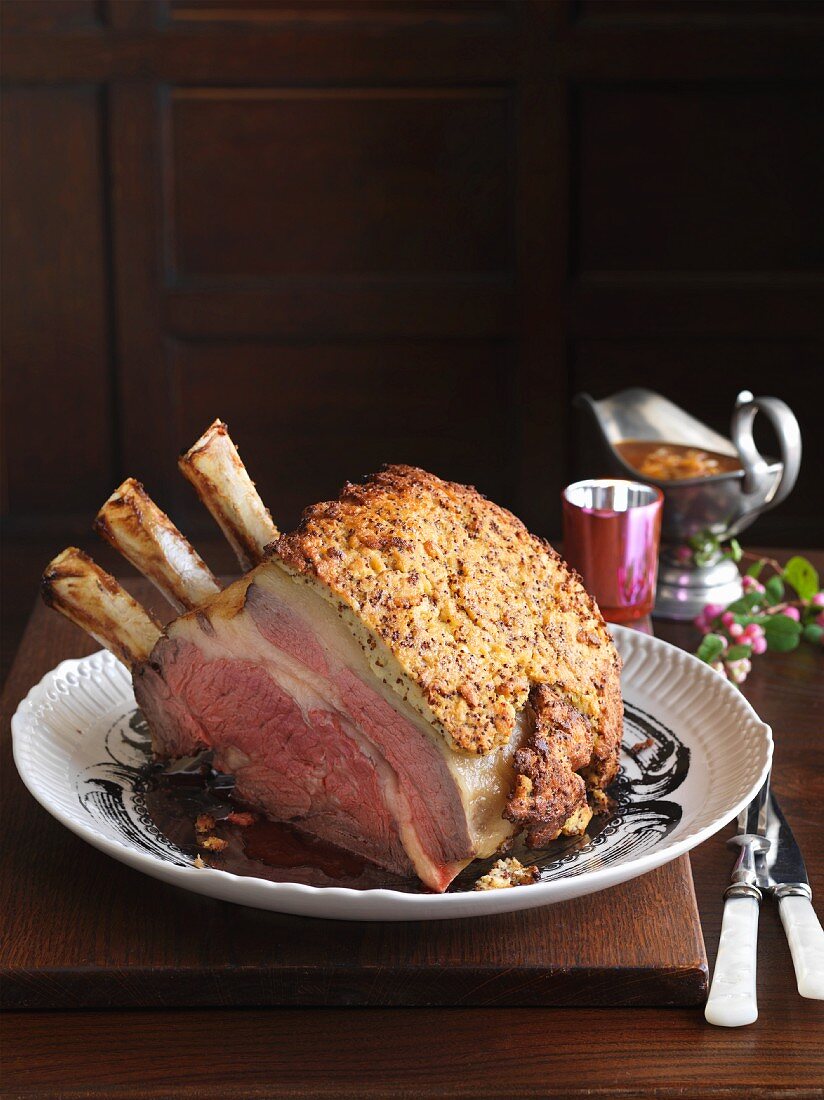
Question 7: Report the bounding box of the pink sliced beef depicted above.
[134,578,479,891]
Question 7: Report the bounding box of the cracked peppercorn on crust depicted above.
[274,466,622,777]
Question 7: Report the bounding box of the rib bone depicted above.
[178,419,278,571]
[41,548,161,668]
[95,478,221,612]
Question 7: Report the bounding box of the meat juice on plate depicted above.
[141,756,414,890]
[141,752,620,894]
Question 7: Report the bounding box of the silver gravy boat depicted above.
[575,388,802,620]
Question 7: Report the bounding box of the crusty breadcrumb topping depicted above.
[505,684,596,847]
[560,800,594,837]
[474,857,539,891]
[589,787,616,815]
[275,466,620,758]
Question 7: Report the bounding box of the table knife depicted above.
[758,790,824,1000]
[705,778,770,1027]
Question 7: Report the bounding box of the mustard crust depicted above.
[505,684,595,847]
[274,465,620,758]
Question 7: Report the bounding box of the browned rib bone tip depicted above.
[179,418,228,460]
[41,547,161,668]
[178,419,278,571]
[95,477,221,612]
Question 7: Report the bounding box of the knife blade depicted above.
[705,778,771,1027]
[757,790,824,1000]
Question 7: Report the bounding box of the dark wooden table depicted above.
[2,550,823,1099]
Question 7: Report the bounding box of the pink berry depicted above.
[727,657,752,685]
[742,576,765,594]
[729,622,744,638]
[721,612,736,628]
[784,606,801,621]
[752,636,767,655]
[704,603,724,620]
[811,592,824,608]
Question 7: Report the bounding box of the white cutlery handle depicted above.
[705,894,760,1027]
[778,894,824,1000]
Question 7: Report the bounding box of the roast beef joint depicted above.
[42,421,622,892]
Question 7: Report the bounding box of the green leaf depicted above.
[735,614,767,626]
[688,530,721,566]
[783,555,820,601]
[726,592,763,615]
[803,623,823,645]
[764,576,785,605]
[764,614,802,653]
[746,559,766,579]
[726,538,743,563]
[697,633,725,664]
[689,531,718,552]
[765,613,802,636]
[726,643,752,661]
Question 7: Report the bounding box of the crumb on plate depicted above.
[198,835,228,852]
[195,813,216,834]
[473,857,539,891]
[227,811,256,827]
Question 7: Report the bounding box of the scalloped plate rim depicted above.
[11,625,773,921]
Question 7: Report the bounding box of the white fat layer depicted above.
[169,563,518,859]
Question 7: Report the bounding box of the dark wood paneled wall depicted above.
[2,0,823,574]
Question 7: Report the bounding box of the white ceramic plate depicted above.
[12,625,771,921]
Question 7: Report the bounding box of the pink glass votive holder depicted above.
[562,479,664,623]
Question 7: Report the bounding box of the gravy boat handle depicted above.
[727,392,802,537]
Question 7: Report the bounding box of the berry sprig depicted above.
[694,554,823,686]
[682,530,743,568]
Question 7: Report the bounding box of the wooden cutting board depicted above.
[1,588,708,1010]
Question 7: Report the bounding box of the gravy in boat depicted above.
[616,440,741,481]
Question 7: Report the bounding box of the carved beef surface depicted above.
[135,568,502,890]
